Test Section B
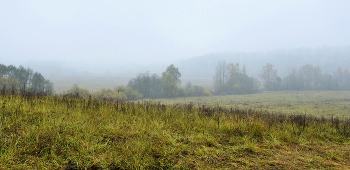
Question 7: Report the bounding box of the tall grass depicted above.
[0,94,349,169]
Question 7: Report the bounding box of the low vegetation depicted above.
[145,91,350,118]
[1,93,350,169]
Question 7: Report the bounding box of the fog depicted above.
[1,1,350,91]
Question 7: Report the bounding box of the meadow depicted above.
[49,75,130,93]
[143,91,350,118]
[0,91,349,169]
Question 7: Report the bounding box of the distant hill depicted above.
[177,46,350,79]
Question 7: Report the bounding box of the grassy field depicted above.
[142,91,350,118]
[0,92,350,169]
[49,75,130,93]
[49,75,212,93]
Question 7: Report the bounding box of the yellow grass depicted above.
[0,93,349,169]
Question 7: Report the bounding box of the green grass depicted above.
[143,91,350,117]
[0,93,350,169]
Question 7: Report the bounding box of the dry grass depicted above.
[145,91,350,118]
[0,94,349,169]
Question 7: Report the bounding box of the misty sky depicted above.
[1,0,350,72]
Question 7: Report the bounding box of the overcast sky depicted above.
[1,0,350,71]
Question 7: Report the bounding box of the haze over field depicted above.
[1,0,350,91]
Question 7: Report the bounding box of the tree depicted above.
[162,64,181,97]
[213,61,255,95]
[6,77,19,95]
[0,64,8,78]
[30,72,45,93]
[312,66,322,89]
[225,63,241,93]
[6,65,17,78]
[162,64,181,85]
[0,64,53,95]
[260,63,279,91]
[15,66,33,91]
[44,80,54,95]
[185,81,193,96]
[125,88,143,100]
[242,64,247,75]
[298,64,315,89]
[162,72,177,97]
[127,72,151,98]
[127,72,164,98]
[283,67,299,90]
[0,76,5,95]
[213,61,227,93]
[333,67,350,90]
[149,74,163,98]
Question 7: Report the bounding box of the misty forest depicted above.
[1,1,350,169]
[1,53,350,99]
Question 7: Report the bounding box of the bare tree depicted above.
[259,63,279,91]
[213,61,227,93]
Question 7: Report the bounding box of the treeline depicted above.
[261,63,350,91]
[127,64,211,99]
[213,60,350,94]
[67,64,211,101]
[4,61,348,100]
[178,46,350,78]
[70,62,350,101]
[0,64,53,95]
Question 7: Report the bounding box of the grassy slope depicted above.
[0,94,349,169]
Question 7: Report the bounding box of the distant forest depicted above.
[1,46,350,100]
[122,60,350,100]
[178,46,350,78]
[213,61,350,95]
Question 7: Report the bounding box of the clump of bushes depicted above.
[66,85,143,101]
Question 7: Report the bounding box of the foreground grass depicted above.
[145,91,350,117]
[0,94,350,169]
